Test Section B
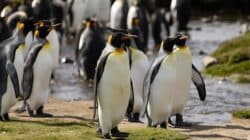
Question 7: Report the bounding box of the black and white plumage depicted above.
[76,19,105,80]
[110,0,129,29]
[93,32,137,139]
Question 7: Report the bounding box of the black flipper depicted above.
[22,42,44,100]
[141,57,165,117]
[126,47,134,116]
[6,61,20,98]
[192,64,206,101]
[92,52,112,120]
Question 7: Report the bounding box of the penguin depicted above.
[127,0,149,52]
[171,0,191,32]
[76,19,105,81]
[0,19,35,98]
[110,0,129,29]
[152,0,172,49]
[126,38,150,122]
[141,38,176,128]
[93,32,137,139]
[169,33,206,127]
[32,0,53,21]
[0,22,27,121]
[22,23,54,117]
[128,17,145,52]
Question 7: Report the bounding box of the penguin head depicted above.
[34,21,52,39]
[84,18,97,29]
[108,32,138,48]
[161,38,175,54]
[16,17,35,36]
[174,33,188,47]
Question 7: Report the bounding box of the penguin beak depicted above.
[179,35,188,40]
[121,34,138,40]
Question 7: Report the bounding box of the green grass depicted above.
[0,119,188,140]
[233,110,250,119]
[204,31,250,79]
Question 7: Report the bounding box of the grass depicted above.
[233,110,250,119]
[204,31,250,81]
[0,119,188,140]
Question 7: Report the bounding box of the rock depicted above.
[199,50,207,55]
[202,56,218,68]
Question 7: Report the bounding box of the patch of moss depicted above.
[233,110,250,119]
[0,119,188,140]
[204,32,250,79]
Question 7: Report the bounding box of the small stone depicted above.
[202,56,218,68]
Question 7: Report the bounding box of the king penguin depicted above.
[22,22,54,117]
[93,31,137,139]
[141,38,176,128]
[0,44,20,121]
[126,34,150,122]
[110,0,129,29]
[170,33,206,127]
[76,19,105,82]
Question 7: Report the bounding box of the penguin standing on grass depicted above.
[141,38,176,128]
[93,31,137,139]
[170,33,206,127]
[22,22,54,117]
[76,19,105,82]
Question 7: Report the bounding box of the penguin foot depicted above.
[160,122,167,129]
[128,113,140,122]
[3,113,10,121]
[111,127,129,138]
[96,127,102,135]
[36,112,53,118]
[104,133,111,139]
[36,106,53,117]
[175,114,192,128]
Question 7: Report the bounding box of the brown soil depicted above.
[10,96,250,140]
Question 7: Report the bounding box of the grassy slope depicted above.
[0,119,188,140]
[204,31,250,81]
[233,110,250,119]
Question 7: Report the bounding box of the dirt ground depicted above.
[10,96,250,140]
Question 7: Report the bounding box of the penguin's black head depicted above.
[34,21,52,39]
[162,37,175,54]
[174,33,188,47]
[84,18,97,29]
[108,32,138,48]
[18,18,35,36]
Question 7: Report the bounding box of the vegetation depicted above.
[204,32,250,82]
[0,118,188,140]
[233,110,250,119]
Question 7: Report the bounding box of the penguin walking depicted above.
[141,38,176,128]
[170,33,206,127]
[76,19,105,82]
[110,0,129,29]
[93,32,137,139]
[22,23,54,117]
